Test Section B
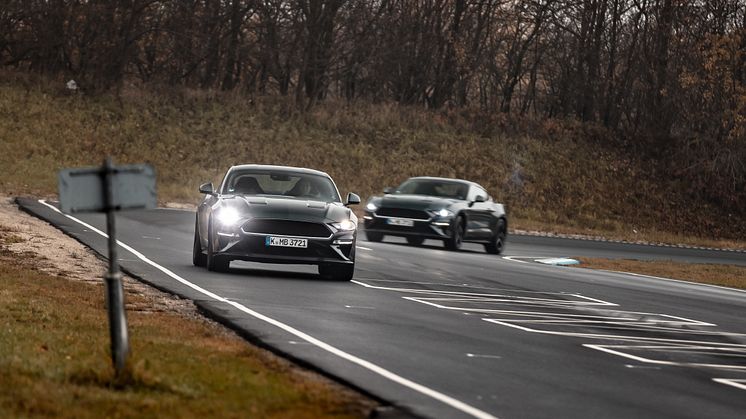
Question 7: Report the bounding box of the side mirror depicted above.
[346,192,361,206]
[199,182,214,195]
[475,195,486,203]
[383,187,393,194]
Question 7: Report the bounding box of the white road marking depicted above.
[624,364,661,370]
[351,277,746,391]
[712,378,746,391]
[583,344,746,371]
[37,200,498,419]
[466,353,502,359]
[344,305,376,309]
[501,256,532,264]
[356,246,373,251]
[142,235,161,240]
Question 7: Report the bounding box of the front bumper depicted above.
[214,228,355,266]
[362,211,454,239]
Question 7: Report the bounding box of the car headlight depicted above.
[332,219,357,231]
[216,207,241,227]
[365,202,378,212]
[436,208,454,218]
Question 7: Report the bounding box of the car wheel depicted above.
[206,218,230,272]
[485,218,507,255]
[192,217,206,267]
[445,215,464,251]
[406,236,424,246]
[318,264,355,281]
[365,231,384,242]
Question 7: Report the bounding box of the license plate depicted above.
[386,217,414,227]
[265,236,308,248]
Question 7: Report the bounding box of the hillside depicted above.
[1,79,744,246]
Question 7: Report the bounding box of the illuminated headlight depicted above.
[437,208,454,218]
[365,202,378,212]
[332,219,357,231]
[216,207,241,227]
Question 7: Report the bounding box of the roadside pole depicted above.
[103,157,129,375]
[58,158,156,379]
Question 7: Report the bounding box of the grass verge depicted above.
[0,248,375,418]
[575,257,746,290]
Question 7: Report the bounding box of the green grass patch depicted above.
[0,258,375,418]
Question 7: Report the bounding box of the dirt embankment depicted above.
[0,196,194,315]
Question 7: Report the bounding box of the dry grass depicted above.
[576,257,746,289]
[0,242,375,418]
[1,76,744,247]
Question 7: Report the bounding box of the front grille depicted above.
[376,207,430,220]
[242,219,331,238]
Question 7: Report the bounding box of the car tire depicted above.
[365,231,384,242]
[206,218,230,272]
[318,263,355,281]
[445,215,465,251]
[192,218,206,267]
[485,218,507,255]
[406,236,424,246]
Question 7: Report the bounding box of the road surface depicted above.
[18,198,746,419]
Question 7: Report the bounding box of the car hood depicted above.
[378,194,461,210]
[221,195,352,223]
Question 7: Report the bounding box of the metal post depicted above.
[103,157,130,377]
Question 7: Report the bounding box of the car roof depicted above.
[406,176,482,188]
[228,164,331,178]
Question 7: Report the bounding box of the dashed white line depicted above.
[37,200,498,419]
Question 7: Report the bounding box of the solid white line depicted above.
[583,344,746,371]
[712,378,746,391]
[483,319,746,346]
[37,200,498,419]
[356,246,373,251]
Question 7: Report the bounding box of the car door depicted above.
[464,186,494,239]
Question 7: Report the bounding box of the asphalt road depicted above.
[18,198,746,419]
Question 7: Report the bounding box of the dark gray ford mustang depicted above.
[363,177,507,253]
[193,165,360,280]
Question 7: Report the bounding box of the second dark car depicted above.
[363,177,507,253]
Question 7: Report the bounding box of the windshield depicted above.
[395,179,469,200]
[223,169,341,202]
